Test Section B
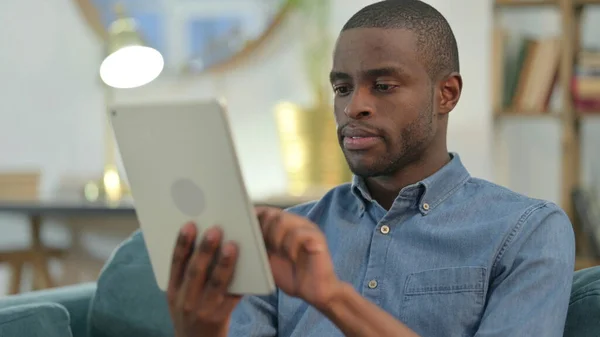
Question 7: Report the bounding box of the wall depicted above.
[0,0,105,196]
[0,0,110,291]
[428,0,494,182]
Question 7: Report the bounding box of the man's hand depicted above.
[255,206,344,310]
[256,207,420,337]
[167,222,242,337]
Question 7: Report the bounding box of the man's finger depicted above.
[257,207,319,256]
[180,226,222,308]
[266,212,290,254]
[167,222,197,306]
[280,227,319,262]
[200,241,239,306]
[257,207,284,251]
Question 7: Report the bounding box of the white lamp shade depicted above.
[100,45,164,89]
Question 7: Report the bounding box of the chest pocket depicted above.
[400,266,487,337]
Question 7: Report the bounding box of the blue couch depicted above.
[0,230,599,337]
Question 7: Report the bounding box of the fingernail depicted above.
[304,241,324,253]
[222,243,236,257]
[204,227,220,241]
[181,222,195,236]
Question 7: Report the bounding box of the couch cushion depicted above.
[0,282,96,337]
[88,230,174,337]
[0,302,72,337]
[564,266,600,337]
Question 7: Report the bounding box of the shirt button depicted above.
[380,225,390,234]
[422,203,430,211]
[368,280,378,289]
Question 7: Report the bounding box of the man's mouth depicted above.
[343,136,381,150]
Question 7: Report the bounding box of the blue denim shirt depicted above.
[229,153,575,337]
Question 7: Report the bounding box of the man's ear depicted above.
[438,72,462,115]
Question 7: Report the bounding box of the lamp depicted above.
[84,4,162,205]
[99,4,164,89]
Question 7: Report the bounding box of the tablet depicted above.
[109,99,275,295]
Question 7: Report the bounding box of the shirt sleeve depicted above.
[228,292,278,337]
[474,203,576,337]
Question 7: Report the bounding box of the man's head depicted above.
[331,0,463,178]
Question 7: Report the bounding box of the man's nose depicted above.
[344,89,374,120]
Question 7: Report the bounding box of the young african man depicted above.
[167,1,575,336]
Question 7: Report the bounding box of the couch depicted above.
[0,230,599,337]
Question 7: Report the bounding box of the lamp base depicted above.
[83,165,130,206]
[274,101,352,197]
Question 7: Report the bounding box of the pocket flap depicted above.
[405,266,486,295]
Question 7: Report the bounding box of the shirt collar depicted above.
[351,152,471,215]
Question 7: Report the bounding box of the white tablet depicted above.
[109,99,275,295]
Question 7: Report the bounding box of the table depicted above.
[0,196,313,294]
[0,199,137,294]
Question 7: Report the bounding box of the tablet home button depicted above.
[171,178,206,217]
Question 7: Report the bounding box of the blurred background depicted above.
[0,0,598,296]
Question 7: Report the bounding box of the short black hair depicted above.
[342,0,459,80]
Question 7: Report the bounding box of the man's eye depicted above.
[375,83,396,92]
[334,86,351,96]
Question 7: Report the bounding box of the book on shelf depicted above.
[492,27,562,116]
[573,50,600,114]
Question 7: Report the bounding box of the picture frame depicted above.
[72,0,295,75]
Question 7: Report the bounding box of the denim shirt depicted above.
[229,153,575,337]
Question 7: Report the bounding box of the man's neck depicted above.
[365,151,451,210]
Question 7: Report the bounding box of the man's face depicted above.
[331,28,439,178]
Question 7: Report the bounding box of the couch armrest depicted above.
[0,302,73,337]
[0,282,96,337]
[564,267,600,337]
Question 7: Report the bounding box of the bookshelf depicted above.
[492,0,600,260]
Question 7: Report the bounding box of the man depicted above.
[167,1,575,336]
